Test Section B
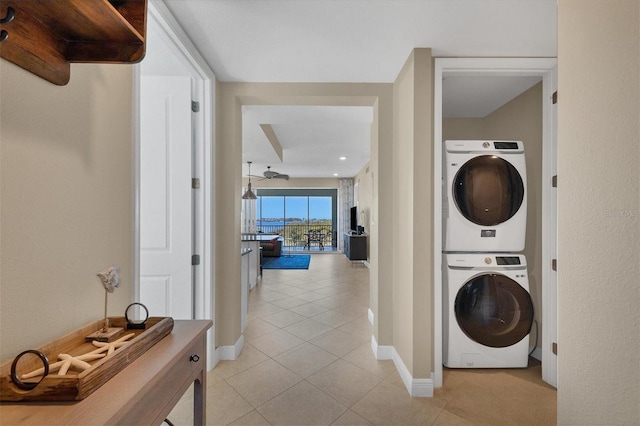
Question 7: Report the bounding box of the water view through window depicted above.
[256,194,334,249]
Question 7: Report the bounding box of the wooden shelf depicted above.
[0,0,147,85]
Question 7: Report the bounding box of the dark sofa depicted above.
[260,237,282,257]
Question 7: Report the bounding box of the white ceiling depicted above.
[242,105,373,178]
[160,0,557,178]
[442,75,542,118]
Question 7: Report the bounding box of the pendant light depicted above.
[242,161,257,200]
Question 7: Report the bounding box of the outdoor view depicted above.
[257,196,333,249]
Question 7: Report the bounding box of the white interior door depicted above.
[139,76,193,319]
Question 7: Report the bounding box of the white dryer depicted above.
[443,253,533,368]
[443,140,527,252]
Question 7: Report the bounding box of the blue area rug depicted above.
[262,254,311,270]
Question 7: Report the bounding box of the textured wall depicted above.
[558,1,639,424]
[392,48,434,378]
[0,61,134,360]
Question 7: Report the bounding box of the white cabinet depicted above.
[241,249,250,331]
[242,240,261,289]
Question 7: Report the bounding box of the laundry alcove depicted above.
[433,57,558,389]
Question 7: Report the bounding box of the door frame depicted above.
[433,57,558,388]
[133,0,216,369]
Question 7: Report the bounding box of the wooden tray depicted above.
[0,316,173,401]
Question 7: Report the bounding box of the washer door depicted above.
[455,273,533,348]
[453,155,524,226]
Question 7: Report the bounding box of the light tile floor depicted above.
[168,254,557,425]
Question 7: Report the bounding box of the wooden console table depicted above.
[0,320,212,425]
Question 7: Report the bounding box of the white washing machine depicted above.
[443,253,533,368]
[443,140,527,252]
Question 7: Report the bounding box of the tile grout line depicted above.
[243,269,373,412]
[220,254,394,425]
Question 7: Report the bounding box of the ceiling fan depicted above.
[261,166,289,180]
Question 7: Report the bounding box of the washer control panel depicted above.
[446,253,527,269]
[496,256,522,265]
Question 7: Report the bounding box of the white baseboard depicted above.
[370,335,434,397]
[368,308,374,325]
[371,334,394,360]
[216,335,244,361]
[390,346,434,397]
[411,375,435,397]
[207,328,219,371]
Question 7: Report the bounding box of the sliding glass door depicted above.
[256,189,337,250]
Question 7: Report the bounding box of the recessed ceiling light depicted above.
[339,156,346,160]
[333,173,339,176]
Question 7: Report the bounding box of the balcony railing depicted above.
[257,223,336,250]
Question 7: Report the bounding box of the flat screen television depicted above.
[350,206,358,233]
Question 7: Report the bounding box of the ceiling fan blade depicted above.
[275,174,289,180]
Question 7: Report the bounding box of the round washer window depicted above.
[455,273,533,348]
[453,155,524,226]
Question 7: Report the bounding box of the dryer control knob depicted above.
[484,257,492,264]
[483,141,491,148]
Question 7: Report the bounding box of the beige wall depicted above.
[443,82,543,350]
[392,49,434,377]
[244,177,341,189]
[216,83,394,348]
[0,61,134,360]
[442,118,485,140]
[557,1,639,424]
[216,81,243,347]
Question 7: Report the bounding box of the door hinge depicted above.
[552,259,557,271]
[552,342,558,355]
[191,100,200,113]
[552,175,557,188]
[192,178,200,189]
[552,91,558,104]
[192,254,200,266]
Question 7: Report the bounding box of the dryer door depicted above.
[453,155,524,226]
[455,273,533,348]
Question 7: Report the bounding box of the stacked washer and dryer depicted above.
[442,140,534,368]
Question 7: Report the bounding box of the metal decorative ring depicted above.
[10,350,49,391]
[0,6,15,24]
[125,302,149,327]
